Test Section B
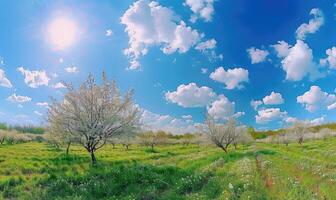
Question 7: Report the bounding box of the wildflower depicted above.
[228,183,234,189]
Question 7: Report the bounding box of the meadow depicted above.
[1,138,336,200]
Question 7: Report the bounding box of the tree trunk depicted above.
[220,146,228,153]
[112,144,115,149]
[233,143,237,150]
[91,151,97,165]
[66,141,71,155]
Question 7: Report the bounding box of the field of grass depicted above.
[1,138,336,199]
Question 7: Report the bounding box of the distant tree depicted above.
[292,121,308,145]
[180,133,194,146]
[108,138,119,149]
[204,115,238,153]
[48,72,140,164]
[138,130,168,150]
[233,126,251,149]
[119,135,132,150]
[0,131,5,145]
[279,130,289,146]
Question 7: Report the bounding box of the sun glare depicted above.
[46,17,79,50]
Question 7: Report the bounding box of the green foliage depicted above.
[0,122,45,134]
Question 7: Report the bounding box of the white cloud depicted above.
[310,116,325,126]
[17,67,50,88]
[320,47,336,69]
[328,102,336,110]
[36,102,49,108]
[263,92,284,105]
[283,116,299,124]
[272,41,291,58]
[209,66,249,89]
[65,66,79,73]
[52,82,66,89]
[105,29,113,36]
[182,115,193,120]
[296,8,324,40]
[165,83,216,107]
[121,0,202,70]
[184,0,215,22]
[247,47,269,64]
[281,40,322,81]
[195,39,216,52]
[250,100,263,111]
[297,85,336,112]
[141,109,197,134]
[0,69,12,88]
[255,108,287,124]
[201,68,208,74]
[7,93,32,103]
[207,95,244,120]
[34,111,43,116]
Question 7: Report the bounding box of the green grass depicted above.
[1,139,336,199]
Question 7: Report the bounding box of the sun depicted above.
[46,17,79,50]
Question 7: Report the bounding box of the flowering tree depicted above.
[48,72,140,164]
[204,115,238,153]
[291,121,308,145]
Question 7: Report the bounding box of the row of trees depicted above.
[46,72,252,164]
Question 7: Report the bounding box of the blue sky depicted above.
[1,0,336,133]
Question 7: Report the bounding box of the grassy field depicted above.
[1,139,336,200]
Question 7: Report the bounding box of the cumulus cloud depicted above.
[283,116,299,124]
[52,82,66,89]
[281,40,322,81]
[250,100,263,111]
[65,66,79,73]
[184,0,215,22]
[195,39,216,52]
[271,41,292,58]
[255,108,287,124]
[165,83,216,107]
[7,93,32,103]
[247,47,269,64]
[297,85,336,112]
[320,47,336,69]
[121,0,203,70]
[263,92,284,105]
[0,69,12,88]
[207,95,244,120]
[17,67,50,88]
[141,109,197,134]
[209,67,249,89]
[296,8,324,40]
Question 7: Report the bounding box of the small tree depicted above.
[292,121,308,145]
[48,72,140,164]
[204,115,238,153]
